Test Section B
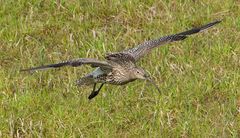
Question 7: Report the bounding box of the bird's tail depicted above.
[76,75,94,86]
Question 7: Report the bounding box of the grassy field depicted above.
[0,0,240,137]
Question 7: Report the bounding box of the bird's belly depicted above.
[106,76,137,85]
[115,79,137,85]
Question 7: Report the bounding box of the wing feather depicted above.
[21,58,112,72]
[123,20,221,61]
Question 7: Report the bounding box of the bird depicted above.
[21,20,221,100]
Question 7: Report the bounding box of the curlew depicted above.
[21,20,221,99]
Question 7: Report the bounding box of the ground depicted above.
[0,0,240,137]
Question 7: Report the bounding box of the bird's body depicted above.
[77,56,141,86]
[21,20,221,99]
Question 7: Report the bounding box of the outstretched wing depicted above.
[122,20,221,61]
[21,58,112,72]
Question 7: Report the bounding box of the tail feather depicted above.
[76,75,94,86]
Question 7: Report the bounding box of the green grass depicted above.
[0,0,240,137]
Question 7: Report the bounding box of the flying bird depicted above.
[21,20,221,100]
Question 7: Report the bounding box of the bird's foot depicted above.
[88,91,99,100]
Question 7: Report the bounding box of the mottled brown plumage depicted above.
[21,20,221,99]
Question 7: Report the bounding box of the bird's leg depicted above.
[88,83,104,100]
[88,83,97,100]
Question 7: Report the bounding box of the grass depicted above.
[0,0,240,137]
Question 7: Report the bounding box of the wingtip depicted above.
[193,19,221,33]
[20,66,40,72]
[207,20,222,27]
[20,68,34,72]
[213,20,222,24]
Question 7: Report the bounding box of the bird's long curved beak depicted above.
[146,77,161,93]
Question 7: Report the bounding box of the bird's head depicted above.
[132,67,161,93]
[132,67,149,80]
